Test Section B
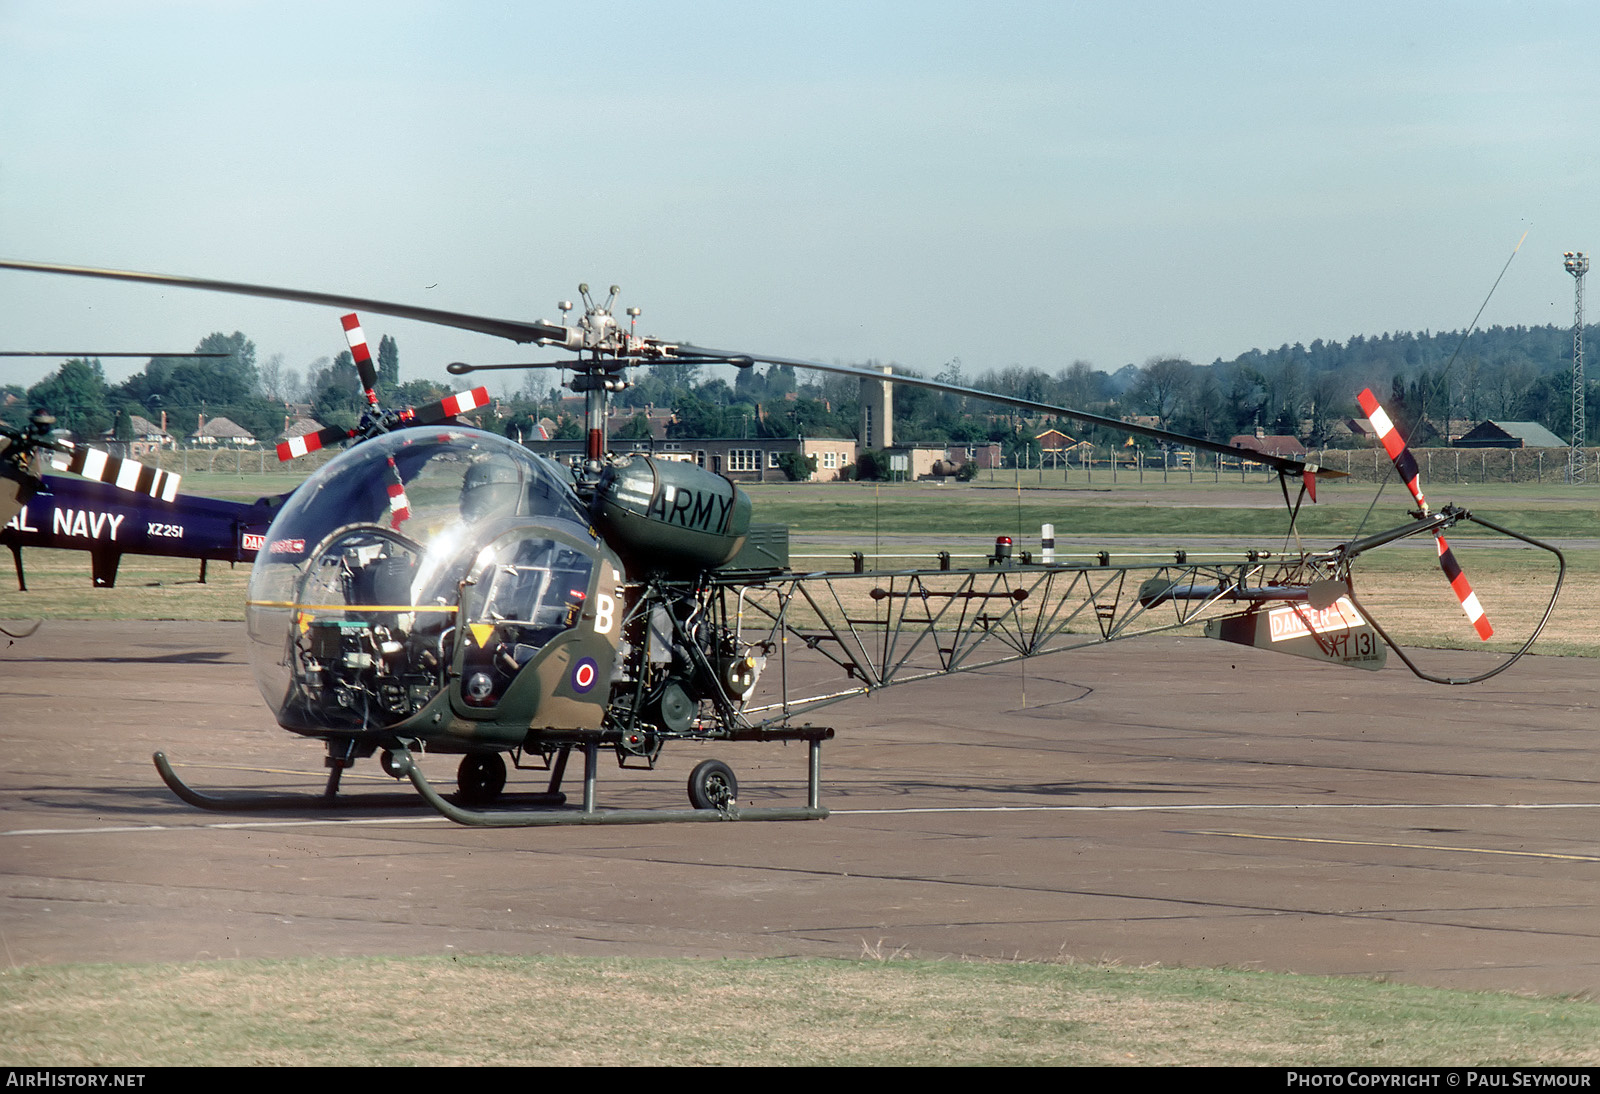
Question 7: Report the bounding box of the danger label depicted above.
[1267,599,1365,642]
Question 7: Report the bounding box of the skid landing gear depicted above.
[394,726,834,828]
[152,750,420,811]
[153,726,831,824]
[152,740,561,813]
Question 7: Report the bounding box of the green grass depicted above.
[164,470,307,501]
[750,480,1600,539]
[0,549,254,621]
[3,955,1597,1066]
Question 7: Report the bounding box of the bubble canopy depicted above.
[246,428,601,735]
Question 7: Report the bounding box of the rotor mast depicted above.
[1564,251,1588,484]
[563,284,634,471]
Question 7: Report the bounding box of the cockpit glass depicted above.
[245,428,594,732]
[467,535,595,664]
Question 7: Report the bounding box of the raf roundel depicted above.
[571,657,599,694]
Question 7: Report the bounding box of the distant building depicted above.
[104,413,174,456]
[859,366,893,450]
[1034,428,1075,452]
[1034,429,1094,465]
[1228,434,1307,459]
[1453,421,1568,449]
[524,435,858,483]
[608,406,674,440]
[191,415,258,447]
[888,442,1003,478]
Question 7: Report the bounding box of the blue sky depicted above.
[3,1,1598,394]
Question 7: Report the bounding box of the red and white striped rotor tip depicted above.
[277,431,322,461]
[52,444,181,502]
[341,313,380,406]
[1356,388,1427,512]
[440,387,489,417]
[385,456,411,528]
[1436,534,1493,640]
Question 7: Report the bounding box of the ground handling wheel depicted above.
[687,759,738,811]
[456,752,507,805]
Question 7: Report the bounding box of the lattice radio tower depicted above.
[1564,251,1588,483]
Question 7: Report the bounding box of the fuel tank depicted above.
[591,455,751,574]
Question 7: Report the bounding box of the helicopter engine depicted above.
[288,531,441,725]
[604,583,766,759]
[584,454,766,756]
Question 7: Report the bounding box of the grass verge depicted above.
[3,955,1598,1066]
[753,481,1600,539]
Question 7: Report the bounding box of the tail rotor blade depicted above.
[276,312,385,461]
[341,313,381,408]
[405,386,490,427]
[1357,388,1426,512]
[1357,387,1494,643]
[52,444,181,502]
[274,385,488,462]
[1436,534,1494,640]
[277,422,355,461]
[383,455,411,529]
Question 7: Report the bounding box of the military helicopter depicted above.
[1,354,289,589]
[0,259,1567,827]
[2,407,184,543]
[1,469,279,590]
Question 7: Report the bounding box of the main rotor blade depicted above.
[0,351,228,358]
[678,344,1331,478]
[0,257,1331,479]
[0,260,574,346]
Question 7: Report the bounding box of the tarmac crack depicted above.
[490,848,1600,943]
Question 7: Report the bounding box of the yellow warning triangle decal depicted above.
[468,622,496,648]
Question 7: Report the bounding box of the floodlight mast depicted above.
[1564,251,1588,484]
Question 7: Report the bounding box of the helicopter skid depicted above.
[393,728,832,827]
[152,750,568,813]
[153,750,407,811]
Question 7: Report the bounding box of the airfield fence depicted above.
[1001,446,1599,487]
[131,446,340,477]
[117,442,1599,487]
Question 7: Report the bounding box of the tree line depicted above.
[6,321,1593,459]
[1,332,455,444]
